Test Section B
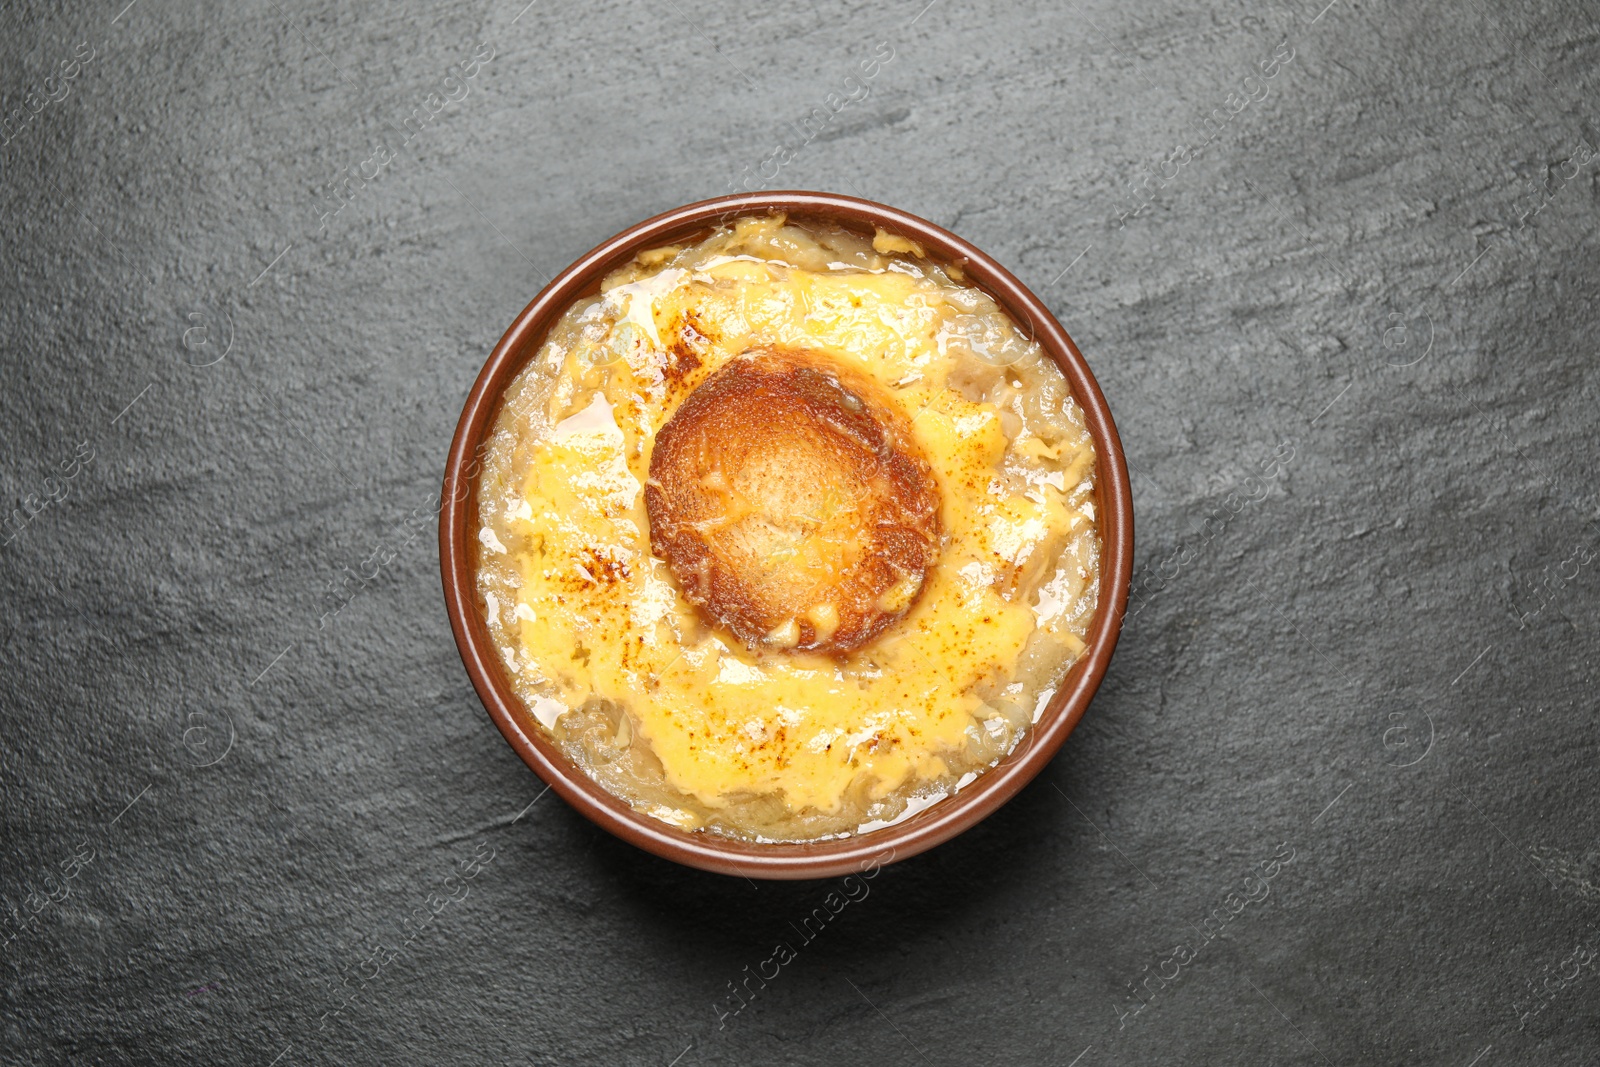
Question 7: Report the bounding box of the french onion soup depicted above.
[475,215,1099,841]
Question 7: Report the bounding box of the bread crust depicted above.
[646,347,942,655]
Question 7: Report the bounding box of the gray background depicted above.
[2,0,1596,1063]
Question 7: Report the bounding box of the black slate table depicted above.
[3,0,1597,1063]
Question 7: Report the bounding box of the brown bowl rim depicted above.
[440,191,1132,880]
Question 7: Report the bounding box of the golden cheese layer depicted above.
[476,216,1099,839]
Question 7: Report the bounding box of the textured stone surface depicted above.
[2,0,1597,1063]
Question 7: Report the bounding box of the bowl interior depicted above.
[440,192,1132,880]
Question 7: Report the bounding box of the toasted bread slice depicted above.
[646,346,942,655]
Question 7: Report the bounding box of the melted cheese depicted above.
[479,218,1097,831]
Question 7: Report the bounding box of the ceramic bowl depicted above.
[440,192,1132,879]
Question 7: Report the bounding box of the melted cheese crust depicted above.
[477,216,1098,840]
